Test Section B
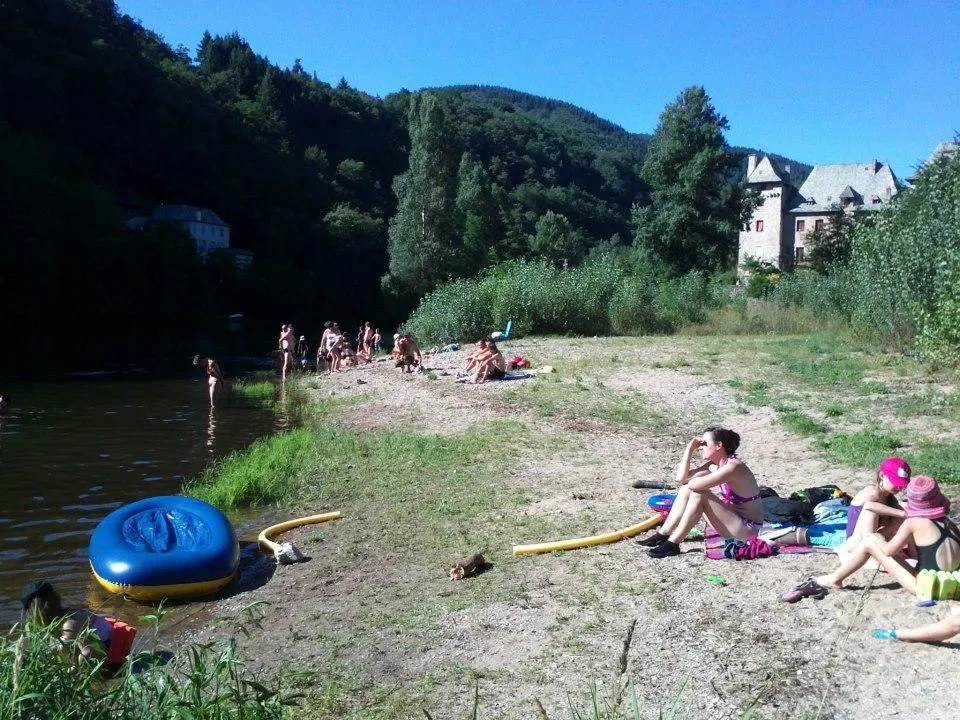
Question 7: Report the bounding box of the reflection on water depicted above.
[207,408,217,449]
[0,378,285,625]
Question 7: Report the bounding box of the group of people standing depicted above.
[634,426,960,644]
[279,322,384,378]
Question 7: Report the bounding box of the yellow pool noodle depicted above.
[513,514,663,556]
[257,511,343,556]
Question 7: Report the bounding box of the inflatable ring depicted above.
[648,493,676,514]
[90,496,239,601]
[513,514,663,556]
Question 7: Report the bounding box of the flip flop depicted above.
[780,577,828,603]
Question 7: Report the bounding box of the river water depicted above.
[0,377,285,625]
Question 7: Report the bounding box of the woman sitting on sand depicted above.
[785,476,960,600]
[635,426,763,558]
[463,340,489,372]
[472,341,506,383]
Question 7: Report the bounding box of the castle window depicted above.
[755,219,764,232]
[796,220,805,232]
[795,247,805,263]
[815,219,824,230]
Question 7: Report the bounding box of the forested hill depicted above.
[428,85,812,182]
[425,85,651,155]
[0,0,809,374]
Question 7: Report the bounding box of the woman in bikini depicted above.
[809,475,960,596]
[194,356,223,406]
[636,426,763,558]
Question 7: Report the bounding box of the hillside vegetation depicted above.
[1,0,805,372]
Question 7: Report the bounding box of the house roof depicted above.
[153,205,228,226]
[746,155,788,184]
[790,161,899,213]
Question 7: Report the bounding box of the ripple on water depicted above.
[12,518,67,529]
[44,530,93,543]
[62,502,122,512]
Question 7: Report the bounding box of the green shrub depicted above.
[407,257,723,343]
[608,276,663,334]
[656,271,714,330]
[845,150,960,359]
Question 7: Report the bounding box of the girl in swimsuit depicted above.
[813,475,960,595]
[637,426,764,558]
[844,456,910,545]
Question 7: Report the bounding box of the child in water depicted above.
[20,580,137,671]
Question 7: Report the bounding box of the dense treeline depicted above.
[0,0,805,372]
[772,147,960,366]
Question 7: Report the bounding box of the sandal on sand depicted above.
[781,578,828,603]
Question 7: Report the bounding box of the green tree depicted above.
[632,86,744,274]
[804,205,855,273]
[455,152,503,273]
[529,211,582,265]
[383,93,461,298]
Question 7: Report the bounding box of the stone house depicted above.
[738,154,901,269]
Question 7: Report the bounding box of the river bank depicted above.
[185,335,960,719]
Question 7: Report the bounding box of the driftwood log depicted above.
[449,553,486,581]
[631,479,671,490]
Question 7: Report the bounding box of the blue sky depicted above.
[118,0,959,178]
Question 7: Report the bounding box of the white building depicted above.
[151,205,231,258]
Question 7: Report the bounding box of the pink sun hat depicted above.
[905,475,951,519]
[878,457,911,490]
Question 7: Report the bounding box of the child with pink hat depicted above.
[843,457,911,547]
[795,475,960,598]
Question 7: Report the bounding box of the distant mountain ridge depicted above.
[426,84,812,180]
[425,84,651,155]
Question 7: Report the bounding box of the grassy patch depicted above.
[230,379,276,408]
[858,379,890,395]
[777,408,830,437]
[725,379,772,407]
[909,438,960,484]
[892,389,960,422]
[501,378,670,429]
[815,430,904,469]
[185,429,315,507]
[188,418,535,561]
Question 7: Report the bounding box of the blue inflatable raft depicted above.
[90,496,239,601]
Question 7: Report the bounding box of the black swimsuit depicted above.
[916,518,960,571]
